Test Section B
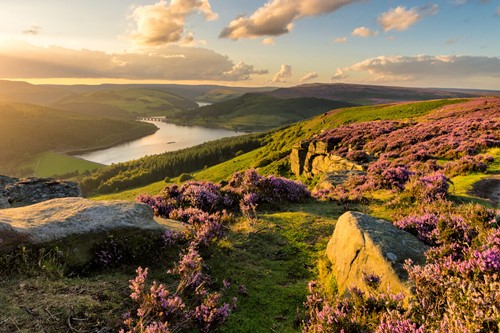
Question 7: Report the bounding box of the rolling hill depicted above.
[169,93,357,131]
[266,82,495,105]
[51,88,198,119]
[0,80,73,105]
[0,102,157,176]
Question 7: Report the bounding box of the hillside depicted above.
[169,93,357,131]
[266,82,493,105]
[51,88,198,119]
[3,97,498,332]
[0,102,157,176]
[0,80,73,104]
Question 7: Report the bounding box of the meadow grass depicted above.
[17,151,103,178]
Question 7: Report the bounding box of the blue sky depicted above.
[0,0,498,89]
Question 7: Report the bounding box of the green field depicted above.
[27,151,103,178]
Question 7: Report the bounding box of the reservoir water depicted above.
[76,120,242,165]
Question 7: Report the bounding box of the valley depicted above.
[0,80,499,333]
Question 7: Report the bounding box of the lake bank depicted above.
[75,120,244,165]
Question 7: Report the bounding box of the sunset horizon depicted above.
[0,0,499,90]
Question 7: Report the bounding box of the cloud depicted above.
[272,64,292,82]
[351,26,378,37]
[219,0,362,40]
[331,55,500,83]
[222,62,269,80]
[453,0,491,5]
[262,37,275,45]
[330,68,349,81]
[22,25,42,35]
[377,5,438,32]
[129,0,218,46]
[496,6,500,16]
[334,37,348,43]
[298,72,318,83]
[0,42,267,81]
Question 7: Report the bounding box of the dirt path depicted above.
[468,175,500,208]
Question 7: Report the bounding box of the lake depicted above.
[76,120,243,165]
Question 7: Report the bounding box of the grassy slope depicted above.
[6,98,497,333]
[170,93,356,131]
[51,88,198,119]
[0,102,156,177]
[26,151,104,178]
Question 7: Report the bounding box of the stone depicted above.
[290,139,364,179]
[315,171,366,191]
[0,175,82,209]
[326,211,428,297]
[0,197,184,267]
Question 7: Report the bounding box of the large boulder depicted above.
[0,175,82,209]
[326,211,428,297]
[0,197,183,267]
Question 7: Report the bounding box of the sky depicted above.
[0,0,499,89]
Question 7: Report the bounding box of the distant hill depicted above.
[266,83,495,105]
[170,93,357,131]
[0,102,157,176]
[0,80,73,105]
[51,88,198,119]
[43,83,273,103]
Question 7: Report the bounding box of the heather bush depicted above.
[303,203,500,332]
[444,154,494,176]
[402,172,451,203]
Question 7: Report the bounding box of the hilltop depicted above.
[266,82,492,105]
[168,93,356,131]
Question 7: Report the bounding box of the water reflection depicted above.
[76,121,242,165]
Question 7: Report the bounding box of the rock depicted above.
[0,197,183,267]
[315,171,366,191]
[0,175,82,209]
[326,211,428,297]
[290,140,364,179]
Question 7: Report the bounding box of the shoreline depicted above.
[64,126,159,156]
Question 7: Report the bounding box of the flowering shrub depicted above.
[444,154,494,176]
[403,172,450,203]
[303,204,500,332]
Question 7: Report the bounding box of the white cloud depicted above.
[220,0,362,40]
[298,72,318,83]
[332,55,500,84]
[0,42,267,81]
[377,5,438,32]
[272,64,292,82]
[129,0,217,46]
[351,26,378,37]
[22,25,42,35]
[334,37,348,43]
[330,68,349,81]
[222,62,269,80]
[262,37,276,45]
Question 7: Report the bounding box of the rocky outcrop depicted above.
[0,197,182,267]
[326,211,428,297]
[290,140,363,179]
[0,175,82,209]
[315,171,366,191]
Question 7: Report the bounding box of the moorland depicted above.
[0,80,499,332]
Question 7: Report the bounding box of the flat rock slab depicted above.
[326,211,428,296]
[0,197,184,267]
